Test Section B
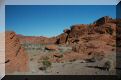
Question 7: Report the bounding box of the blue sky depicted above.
[6,5,116,37]
[6,0,118,5]
[117,1,121,18]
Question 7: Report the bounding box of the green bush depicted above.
[42,60,52,68]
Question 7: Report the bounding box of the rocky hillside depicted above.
[17,16,117,46]
[56,16,116,45]
[5,16,121,74]
[15,16,118,62]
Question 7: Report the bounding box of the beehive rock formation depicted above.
[5,31,29,73]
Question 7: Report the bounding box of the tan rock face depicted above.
[5,31,29,73]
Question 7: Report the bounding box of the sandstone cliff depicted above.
[5,31,29,73]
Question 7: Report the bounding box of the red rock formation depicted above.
[17,16,117,46]
[45,45,58,50]
[56,33,68,44]
[95,16,112,25]
[58,16,116,45]
[5,31,29,73]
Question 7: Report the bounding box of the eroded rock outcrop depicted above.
[56,33,68,44]
[95,16,112,25]
[56,16,116,45]
[5,31,29,73]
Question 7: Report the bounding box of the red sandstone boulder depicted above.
[5,31,29,73]
[45,45,58,50]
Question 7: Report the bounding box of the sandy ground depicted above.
[7,51,117,75]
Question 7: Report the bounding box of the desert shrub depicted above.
[97,60,114,71]
[91,51,105,61]
[42,60,52,68]
[38,66,46,70]
[22,43,44,50]
[30,58,33,61]
[59,49,64,53]
[59,54,63,58]
[38,56,51,71]
[39,60,52,71]
[69,59,76,62]
[42,56,49,60]
[58,46,72,54]
[103,61,111,71]
[95,54,104,61]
